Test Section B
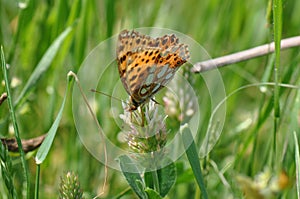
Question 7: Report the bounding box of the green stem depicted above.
[1,46,30,197]
[34,164,40,199]
[151,170,160,194]
[273,0,282,166]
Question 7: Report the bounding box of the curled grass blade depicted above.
[35,72,73,164]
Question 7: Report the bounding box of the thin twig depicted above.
[192,35,300,73]
[68,71,108,198]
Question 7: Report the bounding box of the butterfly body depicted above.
[117,30,190,111]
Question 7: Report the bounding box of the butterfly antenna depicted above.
[90,89,130,106]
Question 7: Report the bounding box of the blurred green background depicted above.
[1,0,300,198]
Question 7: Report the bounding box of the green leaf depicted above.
[35,74,73,164]
[118,155,147,199]
[14,27,72,108]
[294,131,300,199]
[181,124,208,199]
[144,160,176,197]
[144,188,162,199]
[157,161,176,197]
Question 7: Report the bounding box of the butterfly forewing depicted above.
[116,30,190,111]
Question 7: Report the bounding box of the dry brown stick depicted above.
[0,93,7,105]
[1,93,46,153]
[1,134,46,153]
[192,35,300,73]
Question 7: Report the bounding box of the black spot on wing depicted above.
[129,75,137,82]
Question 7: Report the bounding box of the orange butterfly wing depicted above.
[117,30,190,110]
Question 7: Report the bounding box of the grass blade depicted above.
[14,27,72,108]
[181,124,208,199]
[272,0,282,159]
[1,46,30,198]
[273,0,282,118]
[294,131,300,199]
[35,73,73,164]
[0,136,18,198]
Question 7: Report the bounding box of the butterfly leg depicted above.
[139,105,145,127]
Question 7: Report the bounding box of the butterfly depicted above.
[116,30,190,111]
